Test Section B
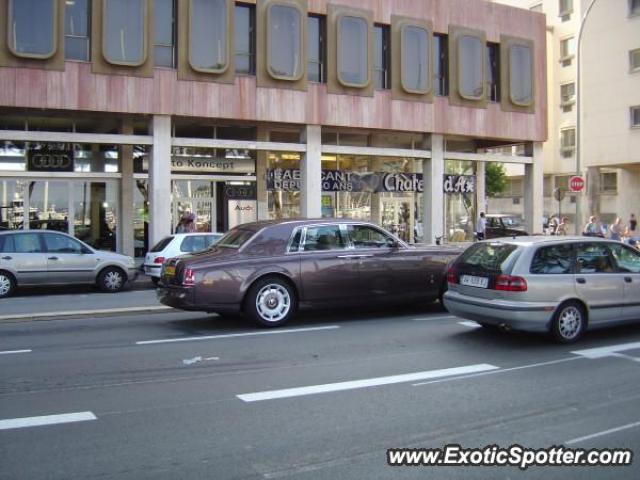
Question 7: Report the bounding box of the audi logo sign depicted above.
[28,150,74,172]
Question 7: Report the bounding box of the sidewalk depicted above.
[0,276,173,323]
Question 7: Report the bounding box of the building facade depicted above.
[0,0,546,257]
[491,0,640,233]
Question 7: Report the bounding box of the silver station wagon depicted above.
[0,230,137,298]
[444,236,640,343]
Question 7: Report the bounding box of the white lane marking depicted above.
[237,363,498,402]
[566,420,640,445]
[458,321,481,328]
[609,353,640,363]
[572,341,640,359]
[136,325,340,346]
[412,357,581,386]
[0,411,97,431]
[412,315,456,322]
[0,349,32,355]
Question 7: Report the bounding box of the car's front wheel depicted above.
[245,276,297,328]
[97,267,127,293]
[0,271,16,298]
[551,301,586,343]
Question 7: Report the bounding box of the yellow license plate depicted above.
[164,265,176,276]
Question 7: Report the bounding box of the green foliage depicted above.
[485,162,508,198]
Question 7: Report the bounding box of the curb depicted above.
[0,306,175,323]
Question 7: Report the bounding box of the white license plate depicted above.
[460,275,489,289]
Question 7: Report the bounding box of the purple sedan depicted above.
[157,219,463,327]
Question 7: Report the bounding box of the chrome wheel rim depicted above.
[256,284,291,322]
[0,275,11,296]
[103,271,123,291]
[558,306,582,340]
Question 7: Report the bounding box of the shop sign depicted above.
[267,169,425,193]
[224,184,257,200]
[443,175,475,194]
[170,156,255,174]
[27,144,74,172]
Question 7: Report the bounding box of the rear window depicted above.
[217,228,255,249]
[150,236,174,253]
[457,242,521,273]
[530,244,573,274]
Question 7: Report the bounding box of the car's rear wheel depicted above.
[245,276,297,328]
[551,301,586,343]
[0,271,16,298]
[97,267,126,293]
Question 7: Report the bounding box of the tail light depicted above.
[154,256,165,264]
[494,274,527,292]
[183,268,196,286]
[447,267,458,284]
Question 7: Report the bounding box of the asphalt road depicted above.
[1,303,639,480]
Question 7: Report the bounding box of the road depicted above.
[1,303,639,479]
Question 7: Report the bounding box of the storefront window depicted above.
[28,181,69,232]
[0,180,28,229]
[190,0,227,72]
[267,3,303,80]
[73,182,118,251]
[267,152,301,219]
[134,179,149,257]
[8,0,57,58]
[103,0,146,65]
[445,160,476,242]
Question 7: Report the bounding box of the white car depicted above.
[143,233,222,284]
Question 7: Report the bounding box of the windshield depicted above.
[150,236,174,253]
[502,217,523,228]
[216,228,255,249]
[456,242,521,273]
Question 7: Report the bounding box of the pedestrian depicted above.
[629,213,637,233]
[476,212,486,241]
[556,217,568,236]
[583,216,599,237]
[176,212,196,233]
[609,217,624,241]
[548,216,559,235]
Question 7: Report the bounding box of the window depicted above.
[560,82,575,105]
[190,0,227,72]
[630,0,640,16]
[308,15,325,83]
[338,15,369,87]
[600,171,617,193]
[560,128,575,157]
[302,225,347,251]
[374,25,390,90]
[610,243,640,273]
[43,233,83,254]
[8,0,57,58]
[560,37,575,66]
[65,0,90,61]
[434,34,449,96]
[632,106,640,127]
[235,3,255,74]
[486,43,500,102]
[510,44,533,106]
[180,235,209,253]
[576,243,615,274]
[529,3,543,12]
[103,0,146,65]
[630,49,640,72]
[154,0,175,68]
[458,35,484,100]
[559,0,573,19]
[348,225,396,249]
[530,244,573,274]
[267,3,303,80]
[12,233,43,253]
[401,25,430,94]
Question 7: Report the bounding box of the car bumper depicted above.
[128,268,139,282]
[156,285,240,315]
[143,264,161,278]
[443,290,554,333]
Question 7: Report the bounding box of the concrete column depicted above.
[119,120,134,256]
[475,161,486,215]
[256,127,269,220]
[149,115,172,247]
[300,125,322,218]
[422,134,444,244]
[524,142,544,235]
[586,166,600,228]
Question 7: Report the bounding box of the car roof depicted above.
[480,235,616,247]
[485,214,521,218]
[170,232,222,237]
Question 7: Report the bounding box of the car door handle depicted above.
[48,256,59,261]
[1,256,11,260]
[576,277,586,284]
[625,277,633,283]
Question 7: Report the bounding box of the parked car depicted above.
[485,214,528,239]
[157,219,464,327]
[144,232,222,284]
[0,230,137,298]
[444,236,640,343]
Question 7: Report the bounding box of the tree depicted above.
[485,162,508,197]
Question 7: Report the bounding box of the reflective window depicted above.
[154,0,175,68]
[308,15,325,82]
[631,0,640,16]
[530,244,573,274]
[434,34,449,96]
[338,15,368,87]
[267,4,302,80]
[235,3,255,74]
[302,225,347,251]
[374,24,389,90]
[610,243,640,273]
[401,25,429,93]
[510,44,533,106]
[632,106,640,128]
[561,82,575,105]
[10,233,42,253]
[65,0,90,61]
[560,37,575,59]
[190,0,227,72]
[8,0,56,58]
[458,35,484,100]
[43,233,83,254]
[103,0,146,65]
[348,225,395,249]
[576,244,615,274]
[630,48,640,72]
[180,235,210,252]
[486,43,500,102]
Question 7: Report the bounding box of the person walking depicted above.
[583,216,600,237]
[629,213,637,233]
[556,217,568,236]
[609,217,624,241]
[476,212,487,241]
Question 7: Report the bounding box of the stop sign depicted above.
[569,175,585,192]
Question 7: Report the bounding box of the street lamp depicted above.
[575,0,598,234]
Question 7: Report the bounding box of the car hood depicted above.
[171,246,241,267]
